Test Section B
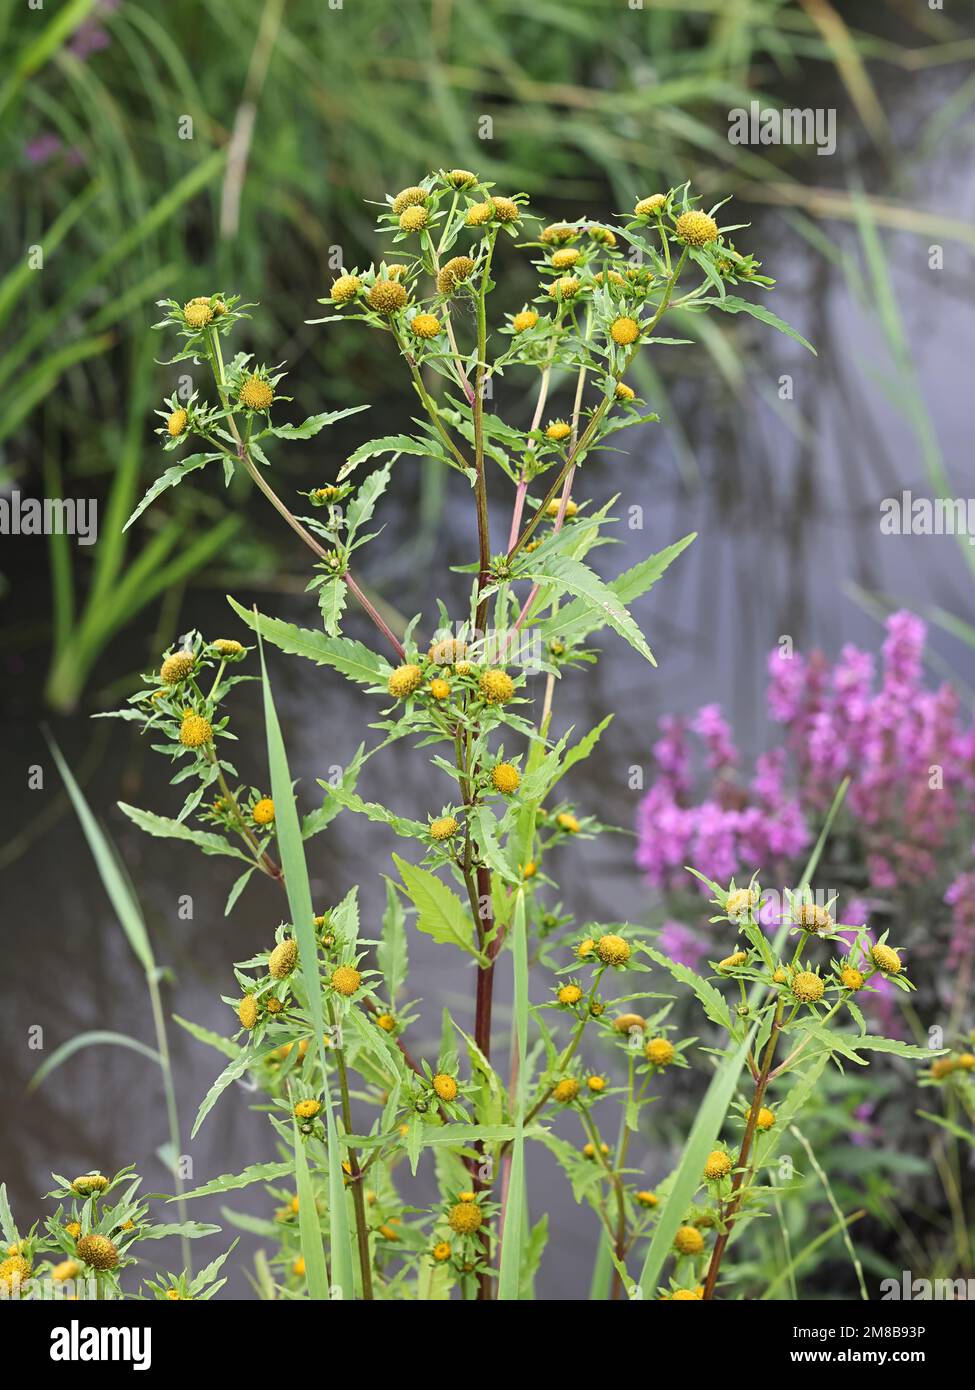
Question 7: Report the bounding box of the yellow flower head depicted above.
[717,951,748,972]
[553,1077,580,1103]
[388,663,424,698]
[840,966,864,991]
[294,1099,322,1120]
[160,651,194,684]
[167,408,188,438]
[871,943,902,975]
[557,812,580,833]
[557,984,583,1007]
[369,279,409,313]
[491,762,520,794]
[375,1012,396,1032]
[523,860,537,878]
[429,815,459,841]
[931,1057,956,1081]
[615,383,635,401]
[292,1256,306,1277]
[269,938,297,979]
[331,274,362,303]
[674,1225,705,1256]
[411,312,442,339]
[675,209,719,247]
[432,1073,458,1101]
[252,798,275,826]
[772,967,789,985]
[587,1075,606,1093]
[636,1190,658,1208]
[437,255,476,296]
[634,194,667,217]
[545,420,572,442]
[432,1240,452,1262]
[548,276,582,299]
[429,677,451,701]
[577,937,596,960]
[238,375,274,411]
[331,965,361,997]
[546,498,579,518]
[52,1259,81,1282]
[610,315,640,346]
[399,205,428,232]
[725,886,759,921]
[594,269,626,287]
[265,997,283,1015]
[551,248,580,270]
[613,1012,645,1033]
[491,196,521,223]
[391,186,427,215]
[588,225,617,246]
[512,309,539,333]
[182,300,213,329]
[706,1145,728,1178]
[65,1223,82,1240]
[583,1142,610,1159]
[671,1288,703,1300]
[212,638,245,659]
[753,1107,775,1131]
[792,971,825,1003]
[448,1201,483,1235]
[795,902,832,933]
[179,714,212,748]
[447,169,478,188]
[76,1235,118,1271]
[957,1052,975,1071]
[238,995,259,1030]
[466,201,494,226]
[72,1174,109,1197]
[541,223,577,245]
[645,1037,675,1067]
[428,635,468,665]
[0,1255,31,1290]
[479,668,515,704]
[597,934,630,967]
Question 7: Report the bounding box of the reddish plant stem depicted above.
[702,1004,782,1299]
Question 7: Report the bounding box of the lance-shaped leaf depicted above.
[391,854,478,955]
[228,597,385,686]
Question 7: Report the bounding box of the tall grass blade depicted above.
[256,624,356,1300]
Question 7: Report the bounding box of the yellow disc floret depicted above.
[558,984,583,1006]
[557,812,580,833]
[179,714,212,748]
[448,1201,483,1235]
[725,887,759,921]
[704,1150,732,1181]
[167,408,188,438]
[596,934,630,967]
[52,1260,81,1282]
[674,1225,705,1256]
[635,194,667,216]
[388,663,424,698]
[331,274,362,303]
[432,1240,452,1261]
[429,678,451,700]
[871,944,902,975]
[368,279,409,313]
[252,798,275,825]
[294,1099,322,1120]
[268,938,297,980]
[792,971,825,1003]
[432,1073,458,1101]
[491,762,520,794]
[331,965,361,997]
[795,902,833,933]
[391,185,427,215]
[512,310,539,333]
[552,1077,580,1104]
[72,1174,109,1197]
[160,651,194,684]
[840,966,864,991]
[238,995,258,1030]
[76,1235,118,1271]
[183,300,213,329]
[411,312,442,338]
[479,669,514,704]
[610,316,640,345]
[675,209,719,247]
[238,375,274,411]
[399,205,428,232]
[429,816,459,841]
[645,1037,675,1067]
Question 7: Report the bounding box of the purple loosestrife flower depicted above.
[657,921,708,970]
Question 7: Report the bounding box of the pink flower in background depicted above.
[657,921,709,970]
[636,612,975,977]
[25,134,63,166]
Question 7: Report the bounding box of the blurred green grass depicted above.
[0,0,968,707]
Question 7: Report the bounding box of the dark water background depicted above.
[3,58,975,1298]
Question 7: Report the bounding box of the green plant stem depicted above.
[146,967,191,1274]
[703,1001,782,1299]
[327,1001,374,1299]
[204,749,281,880]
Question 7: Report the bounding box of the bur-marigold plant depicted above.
[83,172,924,1303]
